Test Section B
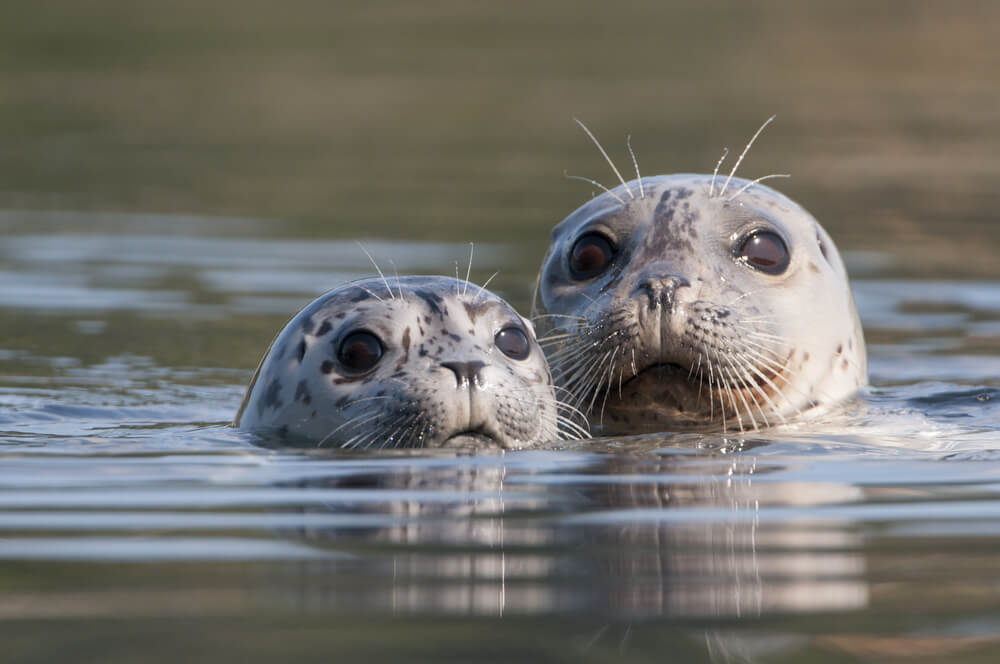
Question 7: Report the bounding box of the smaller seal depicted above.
[234,275,577,449]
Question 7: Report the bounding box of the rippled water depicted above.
[4,2,1000,661]
[1,211,999,662]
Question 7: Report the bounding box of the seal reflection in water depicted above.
[236,275,582,448]
[533,120,867,434]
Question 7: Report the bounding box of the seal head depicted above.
[533,174,867,434]
[237,275,567,448]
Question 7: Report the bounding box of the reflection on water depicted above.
[0,212,997,663]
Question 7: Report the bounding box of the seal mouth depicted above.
[443,428,499,447]
[625,362,697,387]
[625,360,779,392]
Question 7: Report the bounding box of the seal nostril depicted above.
[441,360,486,387]
[636,275,690,310]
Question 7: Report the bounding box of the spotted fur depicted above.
[236,276,585,448]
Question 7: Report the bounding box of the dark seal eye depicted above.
[495,326,530,360]
[337,331,383,372]
[569,233,615,280]
[736,230,790,275]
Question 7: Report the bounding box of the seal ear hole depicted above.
[337,330,384,373]
[495,326,531,361]
[569,232,615,280]
[735,230,790,275]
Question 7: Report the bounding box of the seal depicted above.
[235,275,580,449]
[532,122,867,434]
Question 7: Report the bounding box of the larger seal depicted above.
[236,275,578,448]
[533,136,867,434]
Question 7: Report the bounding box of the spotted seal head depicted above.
[532,169,867,435]
[235,275,577,448]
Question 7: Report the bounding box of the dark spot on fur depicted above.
[842,358,849,370]
[294,379,312,405]
[335,396,348,408]
[296,340,307,362]
[418,344,428,357]
[300,315,315,334]
[262,378,283,412]
[335,312,346,319]
[463,300,491,323]
[397,327,412,370]
[444,330,462,343]
[321,360,335,374]
[350,289,373,303]
[315,321,332,337]
[415,289,444,317]
[808,261,820,274]
[835,344,843,355]
[650,188,699,254]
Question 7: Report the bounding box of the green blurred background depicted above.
[1,0,998,274]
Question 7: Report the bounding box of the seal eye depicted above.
[736,230,790,275]
[495,326,530,361]
[569,233,615,280]
[337,331,383,372]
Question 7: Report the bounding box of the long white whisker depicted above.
[626,134,644,199]
[709,147,729,197]
[463,242,474,296]
[356,242,395,301]
[727,174,791,202]
[719,115,776,198]
[574,118,634,200]
[564,172,627,205]
[476,270,499,301]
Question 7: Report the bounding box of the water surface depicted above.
[2,2,1000,662]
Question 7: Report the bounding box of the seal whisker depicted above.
[732,349,798,419]
[564,171,627,205]
[573,118,635,200]
[357,284,385,303]
[719,115,776,198]
[555,414,591,440]
[723,354,766,429]
[594,346,624,425]
[476,270,500,302]
[322,411,385,448]
[532,313,589,324]
[719,361,753,431]
[388,259,403,300]
[356,242,396,301]
[709,147,729,197]
[463,242,474,296]
[727,174,791,203]
[626,135,645,199]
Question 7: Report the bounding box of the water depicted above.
[3,2,1000,662]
